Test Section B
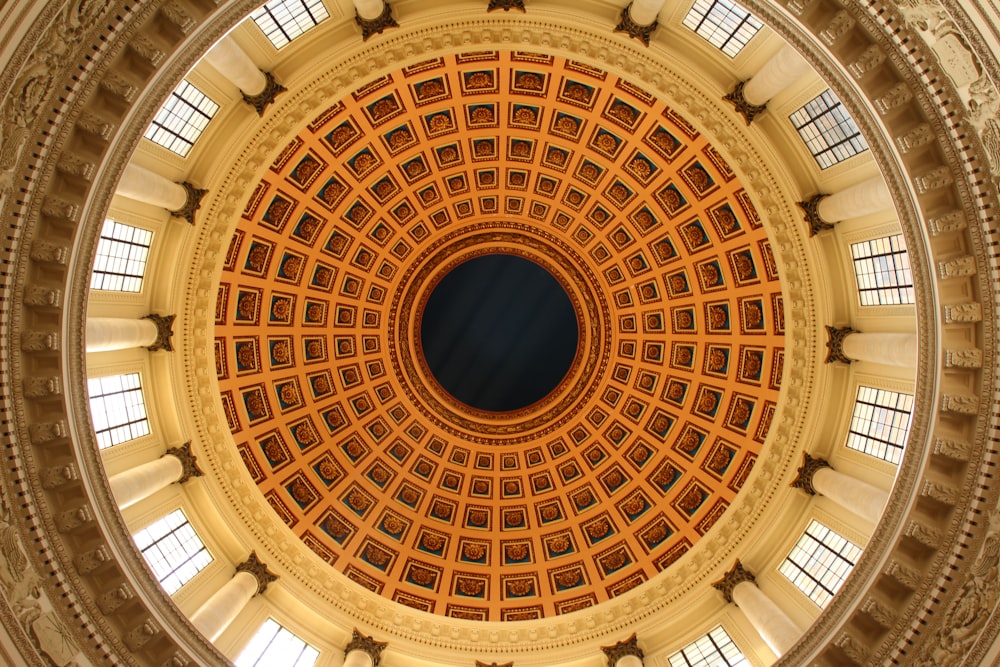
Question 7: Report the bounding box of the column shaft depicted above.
[628,0,666,25]
[616,656,644,667]
[109,455,184,510]
[344,651,375,667]
[203,35,267,96]
[190,571,258,641]
[86,317,159,353]
[354,0,385,20]
[117,164,188,211]
[731,581,801,656]
[816,177,891,223]
[841,332,916,368]
[812,467,888,525]
[742,44,810,106]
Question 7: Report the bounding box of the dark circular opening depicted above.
[420,254,579,412]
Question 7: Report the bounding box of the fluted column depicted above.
[190,553,276,641]
[825,326,916,367]
[792,454,888,525]
[725,44,810,123]
[344,629,387,667]
[108,442,202,509]
[714,562,802,657]
[601,633,644,667]
[615,0,665,44]
[202,35,284,115]
[354,0,397,40]
[116,163,206,224]
[87,314,175,353]
[799,176,892,235]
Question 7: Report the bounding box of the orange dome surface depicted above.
[215,51,784,620]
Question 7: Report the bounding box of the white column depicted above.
[86,317,159,353]
[202,35,267,96]
[116,163,188,211]
[190,571,259,641]
[108,455,184,510]
[628,0,667,26]
[344,651,375,667]
[616,656,644,667]
[742,44,811,107]
[815,176,892,223]
[812,467,888,525]
[354,0,385,20]
[841,331,917,367]
[731,581,802,657]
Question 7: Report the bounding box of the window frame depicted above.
[250,0,330,49]
[132,508,213,595]
[850,233,915,307]
[90,219,153,293]
[789,89,869,169]
[682,0,764,58]
[667,624,751,667]
[88,372,151,450]
[844,384,914,465]
[234,618,321,667]
[778,519,863,609]
[143,79,219,157]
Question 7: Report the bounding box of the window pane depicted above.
[88,373,150,449]
[789,89,869,168]
[144,80,219,157]
[90,219,153,292]
[779,520,862,608]
[683,0,763,58]
[668,626,751,667]
[235,619,320,667]
[251,0,330,49]
[133,509,212,595]
[846,385,913,464]
[850,234,915,306]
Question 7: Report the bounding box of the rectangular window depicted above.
[88,373,150,449]
[251,0,330,49]
[779,520,862,608]
[235,619,320,667]
[90,219,153,293]
[668,626,750,667]
[682,0,763,58]
[851,234,915,306]
[144,80,219,157]
[789,89,869,168]
[846,385,913,464]
[133,509,212,595]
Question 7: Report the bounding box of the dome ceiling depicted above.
[214,50,785,621]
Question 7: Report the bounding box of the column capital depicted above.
[723,81,767,125]
[614,3,658,46]
[712,560,755,604]
[791,453,831,496]
[171,182,207,225]
[142,313,175,351]
[825,325,857,364]
[164,441,203,484]
[487,0,525,11]
[346,629,388,665]
[236,552,278,594]
[355,3,398,40]
[601,633,644,666]
[797,194,834,236]
[242,70,286,116]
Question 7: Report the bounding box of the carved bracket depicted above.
[356,3,399,41]
[791,452,832,496]
[143,313,175,351]
[487,0,525,11]
[824,325,856,364]
[712,560,755,604]
[798,194,834,236]
[346,629,388,665]
[170,182,206,225]
[236,552,278,594]
[242,70,286,116]
[614,3,657,46]
[165,441,203,484]
[601,633,644,666]
[723,80,767,125]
